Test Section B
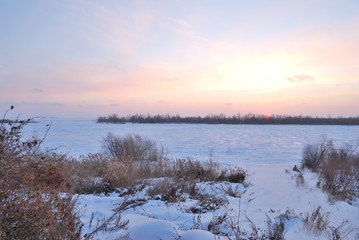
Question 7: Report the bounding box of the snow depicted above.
[129,218,179,240]
[180,229,215,240]
[22,120,359,239]
[78,164,359,239]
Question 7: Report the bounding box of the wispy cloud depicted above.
[287,75,314,83]
[110,103,119,107]
[22,102,67,107]
[31,88,44,93]
[171,18,190,27]
[87,104,104,108]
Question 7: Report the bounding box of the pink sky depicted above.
[1,0,358,118]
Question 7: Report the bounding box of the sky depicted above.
[1,0,359,119]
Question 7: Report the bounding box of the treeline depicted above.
[97,113,359,125]
[0,119,14,124]
[0,119,36,124]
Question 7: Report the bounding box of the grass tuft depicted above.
[301,137,359,201]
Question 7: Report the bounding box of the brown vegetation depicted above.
[67,135,247,195]
[301,137,359,201]
[0,107,82,239]
[303,206,355,239]
[101,133,165,161]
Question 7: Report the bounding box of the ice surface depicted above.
[22,119,359,165]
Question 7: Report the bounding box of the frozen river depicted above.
[22,119,359,166]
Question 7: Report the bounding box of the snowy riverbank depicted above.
[78,163,359,240]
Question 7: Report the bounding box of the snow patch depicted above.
[180,229,215,240]
[129,219,179,240]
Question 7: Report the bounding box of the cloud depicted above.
[22,102,67,107]
[171,18,190,27]
[110,103,119,107]
[87,104,104,108]
[225,102,233,106]
[31,88,44,93]
[287,74,314,83]
[0,64,4,69]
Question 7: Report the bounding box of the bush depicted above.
[147,179,185,203]
[302,206,355,239]
[266,217,286,240]
[301,136,333,171]
[321,144,359,200]
[171,158,217,182]
[301,137,359,201]
[217,166,247,183]
[0,190,82,239]
[72,145,247,194]
[69,153,112,194]
[0,107,83,239]
[101,133,165,161]
[97,133,246,190]
[303,206,330,236]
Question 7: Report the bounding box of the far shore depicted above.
[96,113,359,125]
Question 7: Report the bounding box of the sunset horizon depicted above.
[1,2,359,237]
[1,0,358,119]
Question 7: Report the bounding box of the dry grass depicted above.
[147,178,186,202]
[221,183,246,198]
[0,107,83,239]
[303,206,330,236]
[266,217,286,240]
[69,135,247,194]
[303,207,356,239]
[301,136,333,172]
[301,137,359,201]
[328,220,355,240]
[101,133,165,161]
[223,215,287,240]
[207,214,228,235]
[0,190,82,239]
[321,144,359,201]
[294,171,305,186]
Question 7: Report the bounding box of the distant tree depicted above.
[96,113,359,125]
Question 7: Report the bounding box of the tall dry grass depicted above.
[65,133,247,196]
[301,137,359,201]
[0,107,83,239]
[101,133,165,161]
